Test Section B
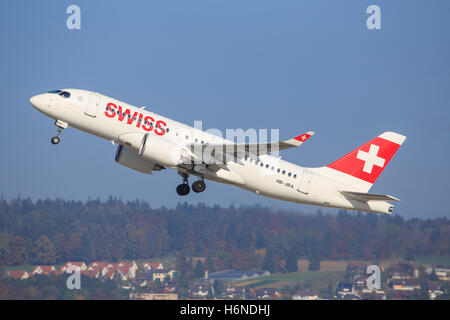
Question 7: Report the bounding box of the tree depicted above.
[7,236,27,265]
[308,253,321,271]
[81,231,96,263]
[429,268,439,281]
[286,249,298,273]
[262,249,275,273]
[404,249,415,262]
[194,260,205,279]
[205,255,215,273]
[32,235,56,264]
[326,281,334,299]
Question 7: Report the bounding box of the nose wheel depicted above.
[51,120,68,145]
[51,136,60,145]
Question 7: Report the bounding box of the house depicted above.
[434,267,450,281]
[81,269,98,278]
[104,268,116,280]
[360,290,386,300]
[336,282,355,296]
[87,262,107,271]
[93,262,138,281]
[100,265,117,280]
[152,269,176,282]
[162,281,177,294]
[190,283,211,298]
[292,289,319,300]
[116,261,138,281]
[428,281,444,300]
[141,262,164,272]
[60,262,87,272]
[4,270,30,280]
[353,275,367,289]
[225,285,246,299]
[339,294,360,300]
[32,265,57,276]
[255,288,280,300]
[392,271,415,281]
[85,262,108,278]
[391,279,421,291]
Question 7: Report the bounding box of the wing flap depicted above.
[340,191,401,202]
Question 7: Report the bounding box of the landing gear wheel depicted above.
[192,180,206,193]
[176,183,190,196]
[51,136,60,145]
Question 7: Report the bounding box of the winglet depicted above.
[287,131,315,146]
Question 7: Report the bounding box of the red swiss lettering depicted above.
[105,102,167,137]
[154,120,167,136]
[105,102,116,118]
[142,116,155,132]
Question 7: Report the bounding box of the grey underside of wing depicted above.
[188,141,296,155]
[340,191,401,202]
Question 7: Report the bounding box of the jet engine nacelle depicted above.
[140,133,182,167]
[117,132,182,168]
[115,145,155,174]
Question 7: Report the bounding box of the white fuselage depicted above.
[29,89,394,214]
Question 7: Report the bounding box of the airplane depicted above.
[29,89,406,214]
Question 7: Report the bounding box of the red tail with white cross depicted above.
[326,132,406,185]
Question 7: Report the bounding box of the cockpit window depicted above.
[46,89,70,98]
[59,91,70,98]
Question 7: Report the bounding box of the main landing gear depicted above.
[192,179,206,193]
[176,172,206,196]
[51,120,68,145]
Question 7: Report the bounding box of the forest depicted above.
[0,196,449,273]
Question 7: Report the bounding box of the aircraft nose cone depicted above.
[29,94,48,112]
[29,95,39,107]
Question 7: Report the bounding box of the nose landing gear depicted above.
[51,120,68,145]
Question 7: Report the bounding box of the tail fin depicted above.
[322,132,406,192]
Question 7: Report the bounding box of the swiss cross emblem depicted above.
[356,144,385,174]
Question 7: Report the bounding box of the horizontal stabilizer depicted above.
[340,190,400,202]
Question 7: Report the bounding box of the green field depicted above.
[414,256,450,266]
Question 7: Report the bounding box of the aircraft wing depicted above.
[187,131,314,163]
[340,191,401,202]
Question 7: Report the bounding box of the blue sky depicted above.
[0,1,449,218]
